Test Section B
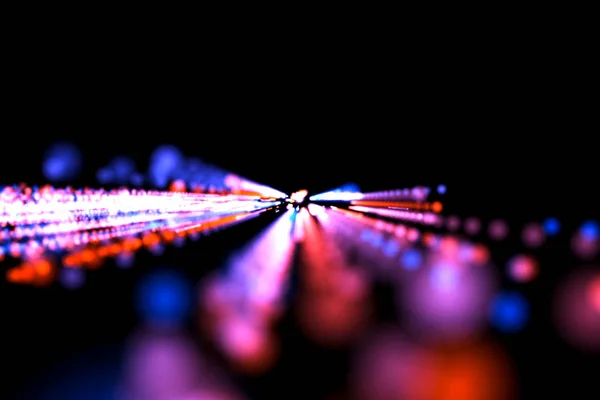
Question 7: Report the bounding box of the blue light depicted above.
[338,182,361,192]
[401,249,422,270]
[370,231,384,248]
[580,220,599,240]
[135,269,191,326]
[42,141,82,182]
[360,229,373,242]
[490,291,529,333]
[542,217,560,236]
[437,184,447,195]
[59,267,85,290]
[109,156,136,184]
[382,239,400,257]
[96,168,114,184]
[149,145,183,188]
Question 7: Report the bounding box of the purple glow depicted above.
[399,251,497,342]
[488,219,509,240]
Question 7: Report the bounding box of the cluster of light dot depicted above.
[3,142,600,399]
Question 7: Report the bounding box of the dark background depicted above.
[1,44,599,398]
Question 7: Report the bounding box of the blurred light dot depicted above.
[116,252,135,268]
[488,219,509,241]
[149,145,183,188]
[401,249,422,270]
[542,217,561,236]
[490,291,529,333]
[382,239,400,257]
[96,167,114,184]
[580,220,599,240]
[464,217,481,235]
[445,216,461,232]
[437,184,447,195]
[521,223,546,248]
[59,267,85,290]
[507,254,538,283]
[43,141,82,182]
[136,269,191,327]
[571,230,600,260]
[110,156,136,184]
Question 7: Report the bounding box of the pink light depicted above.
[507,254,538,283]
[587,276,600,313]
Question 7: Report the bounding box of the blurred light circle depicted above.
[149,145,184,188]
[554,268,600,352]
[400,248,422,270]
[59,267,85,290]
[464,217,481,235]
[580,220,600,240]
[542,217,561,236]
[43,141,82,182]
[507,254,539,283]
[521,223,546,248]
[399,257,496,342]
[446,216,461,232]
[571,229,599,260]
[122,331,202,399]
[488,219,509,241]
[135,269,191,327]
[490,291,529,333]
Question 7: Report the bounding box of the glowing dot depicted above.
[96,167,114,184]
[490,291,529,333]
[115,252,135,268]
[382,239,400,257]
[488,219,509,241]
[401,249,422,270]
[109,156,136,184]
[580,220,599,240]
[136,269,191,327]
[59,267,85,290]
[43,141,82,182]
[464,217,481,235]
[446,216,461,232]
[431,201,443,213]
[149,145,183,188]
[542,217,560,236]
[437,184,447,194]
[507,254,538,283]
[521,223,545,248]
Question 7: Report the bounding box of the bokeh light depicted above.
[42,141,82,182]
[490,291,530,333]
[135,269,192,328]
[507,254,539,283]
[554,268,600,352]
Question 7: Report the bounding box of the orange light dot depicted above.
[35,260,52,276]
[7,268,22,283]
[162,230,175,242]
[432,201,443,213]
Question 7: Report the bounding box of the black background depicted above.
[1,40,599,399]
